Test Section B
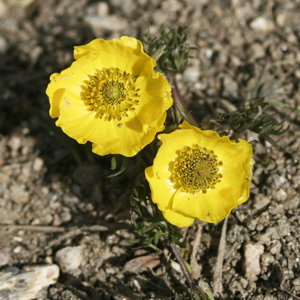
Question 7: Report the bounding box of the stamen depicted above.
[81,67,140,121]
[171,145,223,194]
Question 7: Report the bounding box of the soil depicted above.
[0,0,300,299]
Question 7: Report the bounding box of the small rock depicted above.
[270,240,281,255]
[272,174,286,189]
[205,48,213,59]
[55,246,84,272]
[231,280,248,299]
[96,2,109,16]
[124,255,160,273]
[260,253,275,272]
[287,33,298,44]
[292,278,300,291]
[110,0,137,14]
[229,31,244,47]
[292,175,300,188]
[243,243,264,281]
[0,264,59,300]
[8,135,22,152]
[59,209,72,223]
[33,157,43,172]
[250,17,275,33]
[84,15,128,32]
[251,43,265,60]
[222,75,239,99]
[275,13,287,27]
[264,294,277,300]
[284,191,300,209]
[0,1,6,19]
[9,184,29,204]
[0,249,9,267]
[183,66,200,83]
[274,189,287,201]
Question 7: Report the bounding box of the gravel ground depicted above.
[0,0,300,299]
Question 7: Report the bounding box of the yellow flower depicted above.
[46,37,173,157]
[145,122,254,227]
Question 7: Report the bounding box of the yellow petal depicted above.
[46,37,173,157]
[145,166,175,211]
[162,209,195,227]
[146,123,254,226]
[171,188,235,223]
[74,37,156,75]
[47,55,100,118]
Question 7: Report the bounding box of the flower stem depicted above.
[171,77,198,127]
[169,241,209,299]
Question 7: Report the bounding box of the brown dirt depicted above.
[0,0,300,299]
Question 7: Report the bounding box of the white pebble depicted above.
[55,246,84,272]
[276,13,287,27]
[183,66,200,83]
[0,264,59,300]
[33,157,44,172]
[96,2,109,16]
[250,17,275,33]
[243,243,264,281]
[0,1,6,19]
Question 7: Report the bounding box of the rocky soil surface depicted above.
[0,0,300,299]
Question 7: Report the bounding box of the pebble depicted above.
[243,243,264,281]
[292,278,300,291]
[96,2,109,16]
[284,192,300,210]
[59,209,72,223]
[274,189,287,201]
[275,13,287,27]
[270,240,282,255]
[0,249,9,267]
[260,253,275,272]
[110,0,137,14]
[292,175,300,188]
[33,157,44,172]
[0,1,6,19]
[222,75,239,99]
[55,246,84,272]
[9,184,29,204]
[251,43,265,60]
[250,17,275,33]
[84,15,128,32]
[183,66,200,83]
[0,264,59,300]
[8,135,21,152]
[264,295,277,300]
[272,174,286,189]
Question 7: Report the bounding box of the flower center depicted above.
[171,145,223,194]
[82,67,140,121]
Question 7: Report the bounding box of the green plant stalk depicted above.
[170,241,210,299]
[171,77,198,127]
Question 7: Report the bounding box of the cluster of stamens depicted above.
[81,67,140,121]
[171,145,223,194]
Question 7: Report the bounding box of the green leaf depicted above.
[107,156,129,178]
[263,98,290,108]
[206,292,215,300]
[184,259,192,275]
[110,155,118,170]
[127,239,142,244]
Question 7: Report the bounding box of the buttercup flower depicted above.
[145,122,254,227]
[46,37,173,157]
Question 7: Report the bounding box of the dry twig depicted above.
[213,217,228,296]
